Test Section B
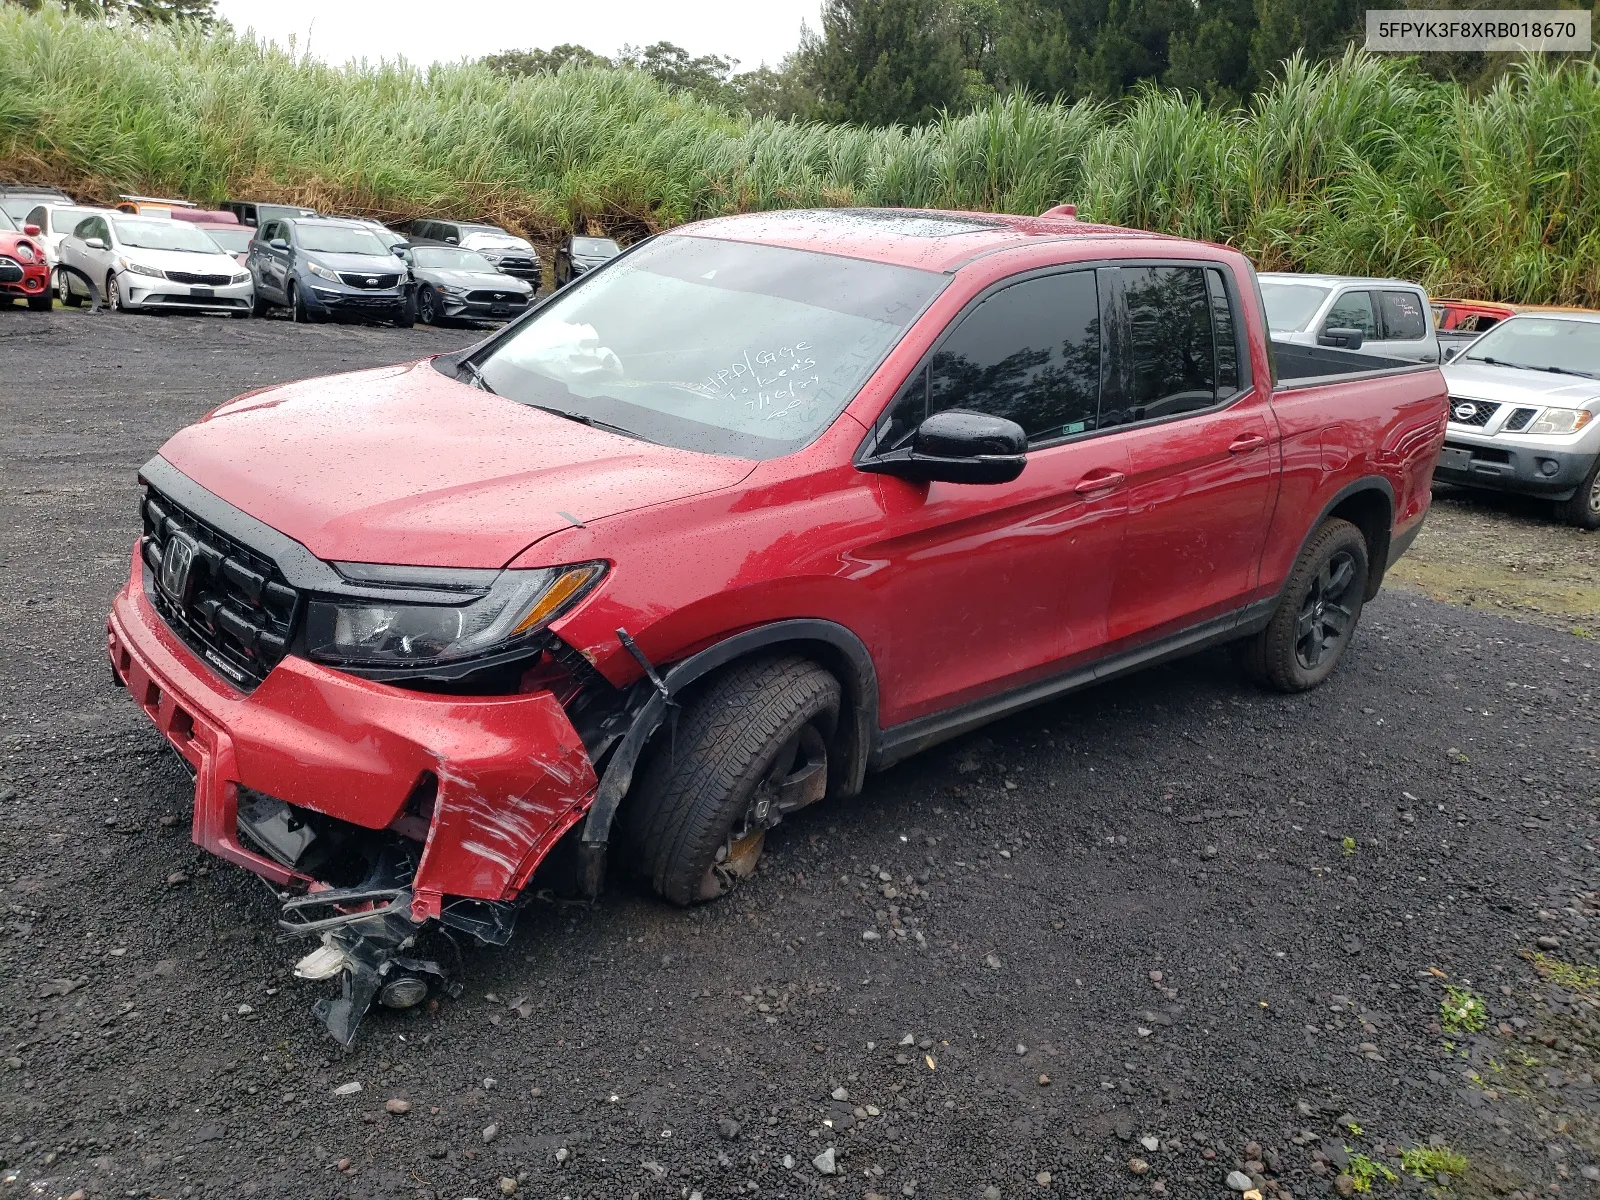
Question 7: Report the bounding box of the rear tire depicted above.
[1554,456,1600,530]
[251,288,269,317]
[1235,518,1369,692]
[624,656,840,907]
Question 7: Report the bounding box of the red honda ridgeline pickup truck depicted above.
[107,208,1449,1040]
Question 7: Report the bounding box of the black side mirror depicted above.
[1441,345,1461,362]
[862,409,1027,485]
[1318,326,1365,350]
[268,238,289,251]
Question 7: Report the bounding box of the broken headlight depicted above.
[305,563,603,667]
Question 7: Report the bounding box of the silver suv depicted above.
[1437,311,1600,528]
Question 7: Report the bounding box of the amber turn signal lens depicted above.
[511,564,601,634]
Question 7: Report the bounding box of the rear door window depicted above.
[1323,290,1378,339]
[924,269,1104,445]
[25,205,46,230]
[1379,289,1427,340]
[1118,265,1216,422]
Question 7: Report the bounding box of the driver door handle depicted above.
[1228,433,1267,454]
[1074,470,1127,495]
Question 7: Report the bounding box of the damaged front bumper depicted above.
[106,544,599,1040]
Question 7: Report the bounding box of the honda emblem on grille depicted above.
[1452,402,1478,421]
[159,532,199,603]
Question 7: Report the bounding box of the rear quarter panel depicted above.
[1259,367,1448,594]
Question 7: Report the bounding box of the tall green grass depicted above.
[2,7,1597,303]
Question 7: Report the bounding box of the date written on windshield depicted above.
[701,344,821,419]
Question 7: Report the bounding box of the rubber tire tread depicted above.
[1236,518,1369,693]
[1554,455,1600,530]
[625,655,840,907]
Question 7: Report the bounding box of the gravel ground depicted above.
[2,309,1598,1200]
[1387,491,1600,633]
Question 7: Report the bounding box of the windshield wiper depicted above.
[1474,355,1597,378]
[459,359,496,394]
[525,403,653,443]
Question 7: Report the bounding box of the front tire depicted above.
[106,272,123,312]
[1236,518,1369,692]
[27,292,51,311]
[1554,456,1600,530]
[624,656,840,906]
[290,282,313,323]
[56,268,82,307]
[417,286,440,326]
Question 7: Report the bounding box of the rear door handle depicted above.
[1228,434,1267,454]
[1074,470,1126,495]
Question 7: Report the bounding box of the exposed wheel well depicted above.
[665,638,871,803]
[1326,487,1393,600]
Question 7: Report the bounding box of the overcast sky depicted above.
[212,0,821,72]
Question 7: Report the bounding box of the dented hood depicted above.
[157,359,756,568]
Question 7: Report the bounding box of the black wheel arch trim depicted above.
[1289,476,1397,602]
[578,619,879,857]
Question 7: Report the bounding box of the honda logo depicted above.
[1452,402,1478,421]
[159,532,198,603]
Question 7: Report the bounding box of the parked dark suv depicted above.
[405,218,541,286]
[248,217,412,325]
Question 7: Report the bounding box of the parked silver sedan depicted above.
[58,214,253,315]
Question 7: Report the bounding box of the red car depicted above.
[0,208,52,310]
[107,208,1449,1040]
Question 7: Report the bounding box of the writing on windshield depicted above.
[477,235,946,458]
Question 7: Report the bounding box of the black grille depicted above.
[491,257,540,280]
[332,293,403,308]
[141,489,299,690]
[1503,407,1539,432]
[337,271,401,289]
[0,257,21,283]
[1448,398,1500,427]
[165,270,233,286]
[466,289,529,305]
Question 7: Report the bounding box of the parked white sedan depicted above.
[58,214,253,315]
[17,202,114,280]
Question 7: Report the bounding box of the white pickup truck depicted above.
[1259,273,1440,364]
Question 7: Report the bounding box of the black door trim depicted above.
[869,596,1276,769]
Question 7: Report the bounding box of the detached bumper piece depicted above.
[285,886,460,1046]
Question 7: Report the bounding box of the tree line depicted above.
[486,0,1600,125]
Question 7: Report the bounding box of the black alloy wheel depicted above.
[1294,549,1358,670]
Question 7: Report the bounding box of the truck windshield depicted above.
[1462,317,1600,378]
[476,234,947,458]
[1259,281,1331,333]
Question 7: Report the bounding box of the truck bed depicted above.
[1272,340,1431,387]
